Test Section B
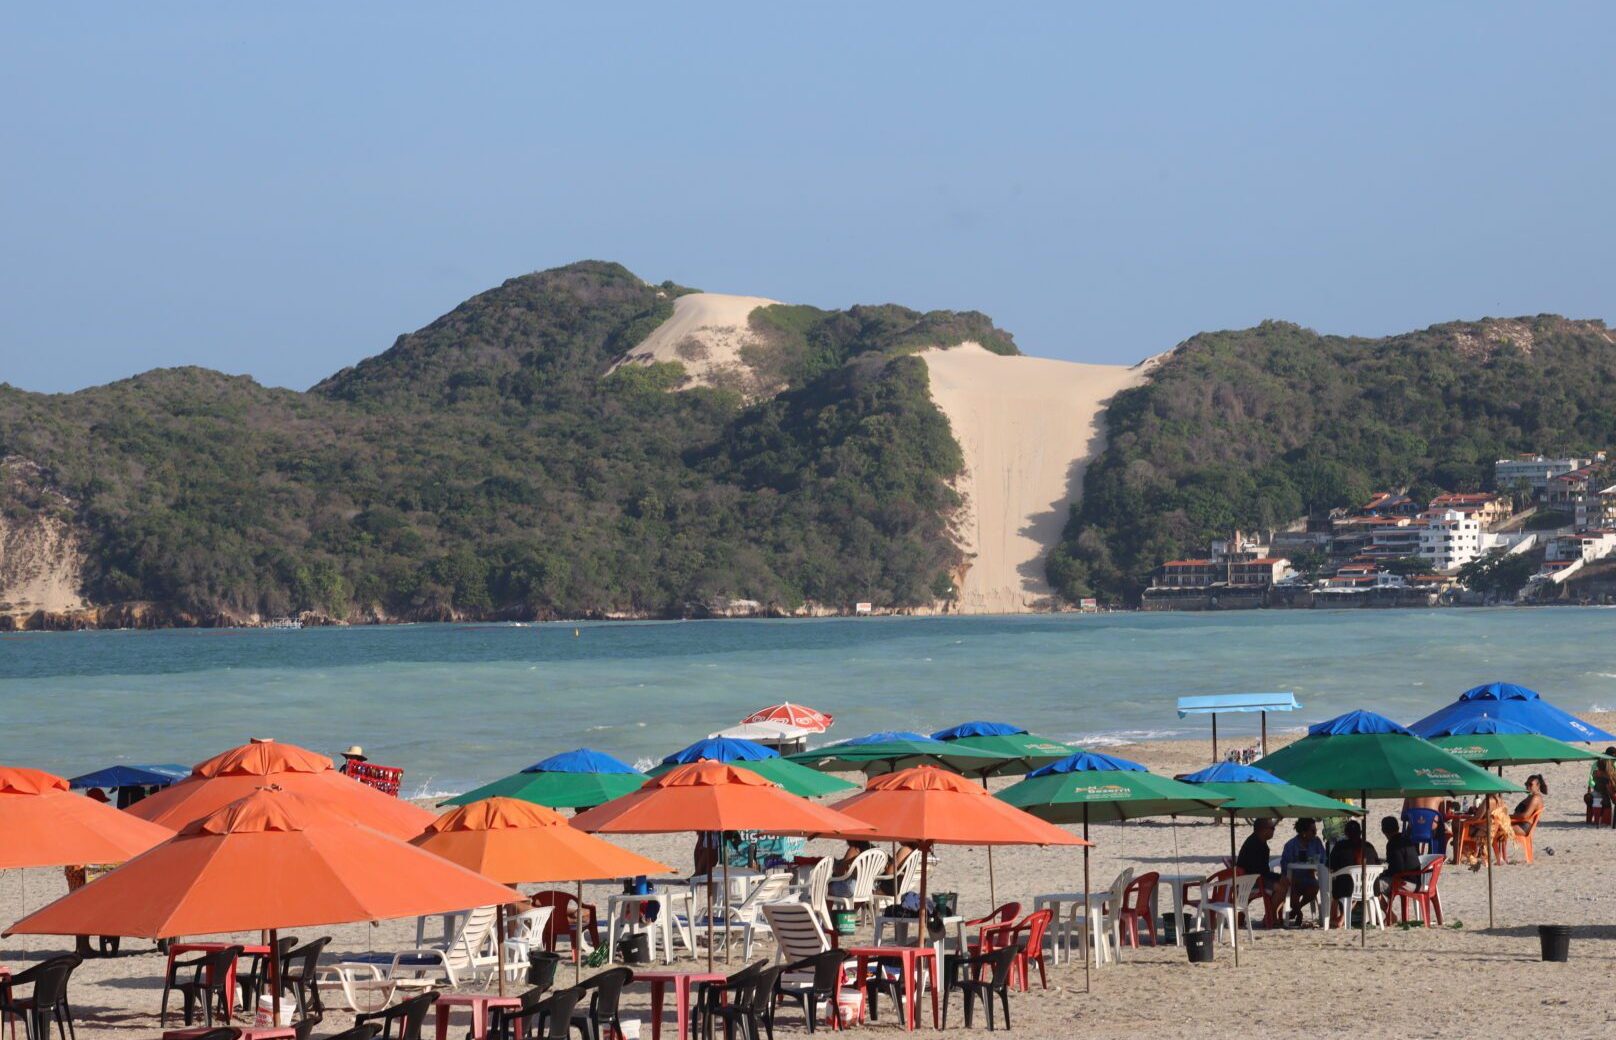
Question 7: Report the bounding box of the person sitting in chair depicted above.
[1514,774,1546,836]
[1280,817,1325,925]
[1327,819,1380,925]
[1235,818,1289,927]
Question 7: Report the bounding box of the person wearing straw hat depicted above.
[337,745,367,775]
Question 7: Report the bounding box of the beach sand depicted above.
[612,292,781,400]
[8,718,1614,1038]
[921,344,1149,613]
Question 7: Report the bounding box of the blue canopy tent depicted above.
[1408,682,1615,743]
[68,763,189,809]
[1176,692,1301,758]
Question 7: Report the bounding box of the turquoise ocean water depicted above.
[3,609,1613,797]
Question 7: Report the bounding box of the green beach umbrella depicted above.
[786,731,1004,777]
[999,750,1227,989]
[646,738,857,798]
[930,721,1076,776]
[443,748,647,809]
[1256,710,1521,938]
[1174,761,1362,965]
[931,721,1078,907]
[1425,718,1611,768]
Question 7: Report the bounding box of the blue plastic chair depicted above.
[1402,808,1444,854]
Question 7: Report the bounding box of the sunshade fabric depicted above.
[1257,710,1523,798]
[127,738,434,838]
[1176,692,1299,716]
[68,765,189,790]
[443,748,647,809]
[1408,682,1615,742]
[647,739,855,798]
[1175,763,1363,818]
[411,797,672,884]
[931,722,1075,777]
[0,765,174,869]
[829,766,1087,847]
[1426,719,1610,767]
[998,752,1226,822]
[931,721,1025,740]
[570,761,872,837]
[6,787,521,938]
[786,732,1003,776]
[740,702,834,733]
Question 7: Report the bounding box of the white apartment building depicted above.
[1418,509,1483,571]
[1495,455,1589,494]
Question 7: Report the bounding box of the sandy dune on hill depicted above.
[614,292,780,398]
[922,343,1150,612]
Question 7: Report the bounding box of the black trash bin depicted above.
[1184,929,1215,963]
[1538,924,1571,962]
[615,932,650,964]
[527,950,562,988]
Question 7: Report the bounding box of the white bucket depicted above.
[256,995,295,1027]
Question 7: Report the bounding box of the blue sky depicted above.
[3,3,1612,393]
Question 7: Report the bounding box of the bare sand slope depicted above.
[614,292,780,398]
[0,512,85,615]
[922,343,1149,612]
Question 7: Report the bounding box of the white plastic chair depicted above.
[826,848,888,924]
[871,852,922,917]
[678,872,796,957]
[788,856,834,928]
[1199,873,1258,946]
[1331,867,1385,930]
[1063,868,1131,967]
[502,906,554,980]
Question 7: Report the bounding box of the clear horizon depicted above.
[3,2,1613,394]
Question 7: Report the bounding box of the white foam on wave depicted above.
[1068,729,1187,747]
[632,756,658,772]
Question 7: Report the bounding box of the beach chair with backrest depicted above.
[1402,807,1443,854]
[940,945,1018,1032]
[501,907,554,984]
[1505,803,1543,864]
[0,954,83,1040]
[825,848,888,925]
[168,945,243,1027]
[1199,873,1258,946]
[1330,867,1384,930]
[964,903,1021,956]
[788,856,834,929]
[1118,872,1159,947]
[353,991,438,1040]
[1387,855,1444,927]
[530,891,599,963]
[776,950,857,1032]
[870,852,922,918]
[1063,868,1131,967]
[677,871,795,958]
[330,906,501,1006]
[569,966,632,1040]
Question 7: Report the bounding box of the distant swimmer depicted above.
[574,628,580,637]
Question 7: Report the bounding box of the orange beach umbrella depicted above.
[413,798,674,988]
[7,787,522,1020]
[0,765,173,869]
[571,761,872,966]
[829,766,1088,947]
[127,738,434,839]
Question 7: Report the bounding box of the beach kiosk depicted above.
[1177,692,1300,758]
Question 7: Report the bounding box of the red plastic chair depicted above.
[1117,872,1159,947]
[1000,908,1053,992]
[1386,858,1444,927]
[963,902,1022,956]
[531,890,600,962]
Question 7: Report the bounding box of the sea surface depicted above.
[3,609,1613,797]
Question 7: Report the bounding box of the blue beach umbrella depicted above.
[68,764,190,791]
[1408,682,1615,743]
[648,737,855,797]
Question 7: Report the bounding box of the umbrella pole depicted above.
[576,880,584,985]
[980,776,998,909]
[1360,791,1368,950]
[496,905,507,996]
[269,927,281,1026]
[1485,797,1496,930]
[722,849,731,964]
[1228,814,1239,968]
[918,842,930,950]
[1082,806,1091,995]
[1212,716,1219,761]
[706,853,715,971]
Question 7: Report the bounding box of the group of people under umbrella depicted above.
[1,683,1609,1036]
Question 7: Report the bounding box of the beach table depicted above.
[162,941,271,1023]
[1155,874,1205,946]
[687,869,765,904]
[1285,861,1331,928]
[605,889,694,964]
[1036,890,1126,964]
[846,945,939,1032]
[415,910,466,947]
[873,913,965,965]
[432,992,522,1040]
[634,969,724,1040]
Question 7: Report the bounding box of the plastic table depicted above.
[634,969,725,1040]
[432,992,523,1040]
[1034,891,1119,964]
[162,942,272,1024]
[847,945,939,1032]
[606,890,694,964]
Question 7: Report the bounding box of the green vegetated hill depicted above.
[0,261,1014,624]
[1048,316,1616,604]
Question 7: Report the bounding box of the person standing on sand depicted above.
[337,745,366,775]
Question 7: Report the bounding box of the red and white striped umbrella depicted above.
[740,701,834,733]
